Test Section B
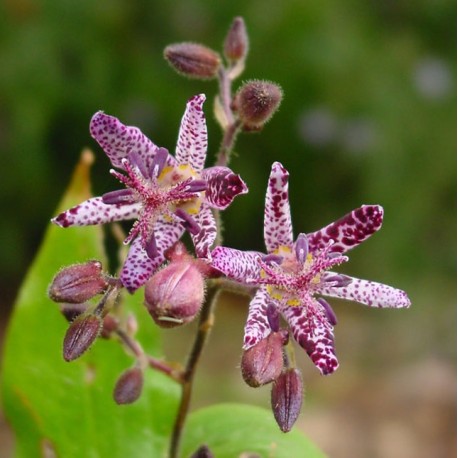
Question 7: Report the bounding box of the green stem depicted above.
[168,285,220,458]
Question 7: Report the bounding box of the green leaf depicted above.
[181,403,326,458]
[1,150,180,457]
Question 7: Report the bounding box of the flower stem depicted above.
[168,285,219,458]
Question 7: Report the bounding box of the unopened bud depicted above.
[63,314,102,361]
[60,303,87,322]
[113,367,144,405]
[241,332,284,387]
[224,17,248,63]
[164,43,221,79]
[144,259,205,328]
[100,314,119,338]
[271,368,303,432]
[49,261,108,303]
[234,80,283,129]
[190,444,214,458]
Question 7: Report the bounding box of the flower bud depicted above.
[48,261,108,304]
[234,80,283,129]
[63,313,102,361]
[241,332,284,387]
[164,43,221,79]
[190,444,214,458]
[100,314,119,339]
[224,17,248,63]
[113,367,144,405]
[144,259,205,328]
[271,368,303,432]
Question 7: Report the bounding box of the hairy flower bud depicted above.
[63,313,102,361]
[224,17,248,63]
[100,314,119,339]
[234,80,283,129]
[113,367,144,405]
[49,261,108,304]
[144,259,205,328]
[60,303,87,322]
[190,444,214,458]
[164,43,221,79]
[241,332,284,387]
[271,368,303,432]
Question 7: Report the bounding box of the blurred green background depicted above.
[0,0,455,456]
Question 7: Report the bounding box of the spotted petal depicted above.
[307,205,384,254]
[243,287,272,350]
[121,220,184,291]
[90,112,161,170]
[175,94,207,172]
[264,162,294,253]
[211,247,261,283]
[282,305,339,375]
[52,197,141,228]
[319,276,411,308]
[190,205,217,258]
[202,166,248,210]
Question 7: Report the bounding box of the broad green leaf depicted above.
[181,403,326,458]
[1,150,180,458]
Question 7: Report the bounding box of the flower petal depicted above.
[190,205,217,258]
[202,166,248,210]
[307,205,384,254]
[243,287,273,350]
[51,197,141,228]
[282,305,339,375]
[175,94,207,171]
[121,220,184,291]
[264,162,294,253]
[90,112,160,170]
[211,247,261,283]
[319,276,411,308]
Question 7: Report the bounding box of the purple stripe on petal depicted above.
[243,288,272,349]
[202,166,248,210]
[52,197,141,227]
[175,94,208,171]
[282,305,339,375]
[307,205,384,255]
[264,162,294,253]
[319,276,411,308]
[211,247,262,283]
[190,205,216,258]
[266,303,280,332]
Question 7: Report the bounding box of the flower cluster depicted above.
[48,16,411,436]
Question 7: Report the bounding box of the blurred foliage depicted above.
[0,0,455,357]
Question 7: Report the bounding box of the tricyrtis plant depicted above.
[24,16,410,458]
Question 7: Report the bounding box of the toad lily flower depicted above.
[212,162,410,375]
[52,94,248,291]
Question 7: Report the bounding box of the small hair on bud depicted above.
[63,314,102,362]
[271,368,303,433]
[164,42,221,79]
[48,261,108,304]
[241,333,284,387]
[113,367,144,405]
[234,80,283,129]
[224,17,249,63]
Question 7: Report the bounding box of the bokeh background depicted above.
[0,0,455,457]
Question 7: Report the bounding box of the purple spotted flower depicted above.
[52,94,248,291]
[212,162,410,375]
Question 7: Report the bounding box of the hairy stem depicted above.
[168,285,219,458]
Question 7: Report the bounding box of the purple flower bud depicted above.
[164,43,222,79]
[144,259,205,328]
[190,445,214,458]
[317,297,338,326]
[48,261,108,304]
[234,80,283,129]
[60,303,87,322]
[100,314,119,339]
[271,368,303,433]
[223,17,249,63]
[113,367,144,405]
[63,314,102,361]
[241,333,284,387]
